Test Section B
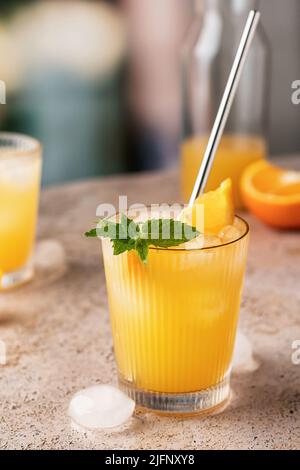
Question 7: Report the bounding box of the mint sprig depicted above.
[85,214,199,263]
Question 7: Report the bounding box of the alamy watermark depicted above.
[95,196,205,241]
[0,80,6,104]
[291,80,300,105]
[0,340,6,366]
[291,340,300,365]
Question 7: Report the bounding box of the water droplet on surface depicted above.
[68,385,135,429]
[232,331,259,374]
[31,239,67,287]
[34,239,66,273]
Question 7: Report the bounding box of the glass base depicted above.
[0,263,34,290]
[119,375,230,416]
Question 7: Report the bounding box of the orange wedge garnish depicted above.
[181,178,234,234]
[241,161,300,228]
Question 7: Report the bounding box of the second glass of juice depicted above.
[0,133,42,289]
[102,209,249,415]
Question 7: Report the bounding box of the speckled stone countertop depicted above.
[0,160,300,450]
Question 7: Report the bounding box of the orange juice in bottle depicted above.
[181,0,269,207]
[181,134,267,208]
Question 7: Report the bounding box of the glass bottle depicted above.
[181,0,270,208]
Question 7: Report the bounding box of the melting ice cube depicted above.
[218,225,242,244]
[0,158,40,188]
[203,235,222,248]
[68,385,135,429]
[232,331,259,374]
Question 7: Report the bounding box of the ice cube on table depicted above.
[232,331,259,374]
[68,385,135,429]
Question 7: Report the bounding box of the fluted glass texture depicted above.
[102,217,249,410]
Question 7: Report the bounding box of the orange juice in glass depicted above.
[101,207,249,415]
[0,133,42,289]
[181,134,267,208]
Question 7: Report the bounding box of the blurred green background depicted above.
[0,0,299,186]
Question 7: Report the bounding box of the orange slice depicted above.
[241,160,300,228]
[181,179,234,234]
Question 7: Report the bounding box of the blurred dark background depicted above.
[0,0,299,186]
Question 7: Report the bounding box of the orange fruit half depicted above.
[241,160,300,228]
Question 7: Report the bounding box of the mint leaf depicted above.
[141,219,199,247]
[135,238,149,263]
[120,213,140,240]
[112,238,135,255]
[96,220,118,239]
[85,214,200,263]
[85,228,97,237]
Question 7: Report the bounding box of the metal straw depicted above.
[189,10,261,206]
